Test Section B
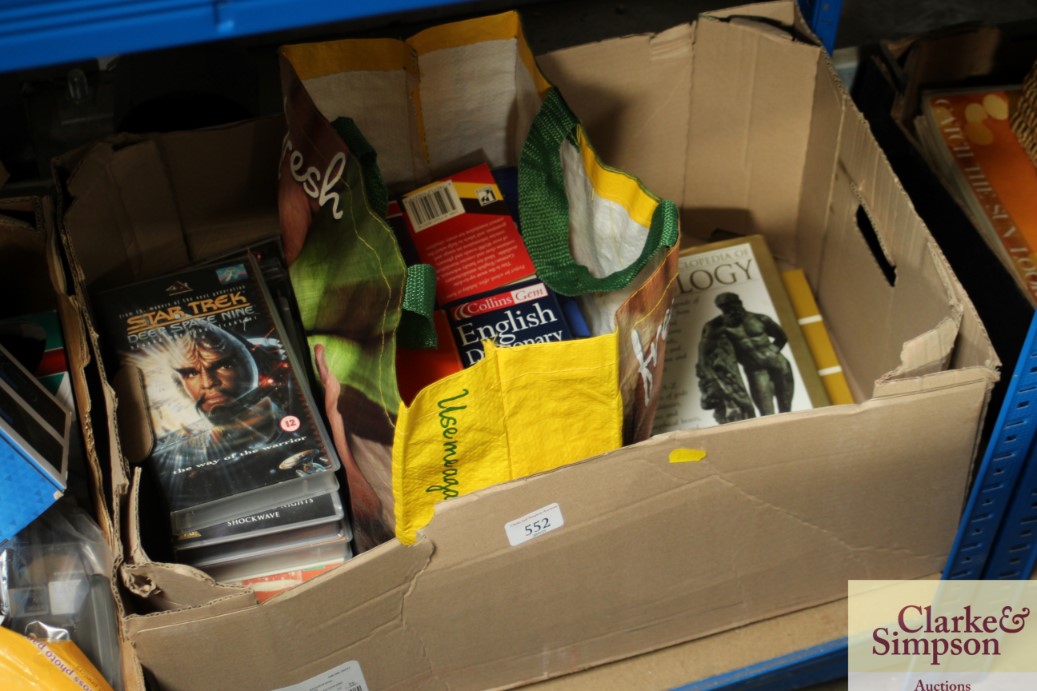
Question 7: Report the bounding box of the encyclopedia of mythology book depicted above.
[652,235,829,434]
[94,254,341,534]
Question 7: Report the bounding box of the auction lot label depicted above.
[849,580,1036,690]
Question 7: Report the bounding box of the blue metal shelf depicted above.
[944,311,1037,580]
[671,639,847,691]
[796,0,843,53]
[0,0,846,75]
[980,311,1037,580]
[0,0,471,73]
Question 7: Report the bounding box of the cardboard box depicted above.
[53,2,999,688]
[852,23,1037,455]
[0,194,144,688]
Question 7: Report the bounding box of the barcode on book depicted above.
[403,180,464,232]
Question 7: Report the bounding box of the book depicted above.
[396,309,464,404]
[444,278,576,367]
[780,269,854,405]
[915,86,1037,305]
[236,561,344,604]
[400,162,536,305]
[0,310,70,400]
[93,255,341,534]
[652,235,829,433]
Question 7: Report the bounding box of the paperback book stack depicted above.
[93,248,351,599]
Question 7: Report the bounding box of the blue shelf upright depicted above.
[797,0,843,53]
[981,311,1037,580]
[944,311,1037,580]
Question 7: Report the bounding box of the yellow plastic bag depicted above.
[393,337,623,542]
[0,628,113,691]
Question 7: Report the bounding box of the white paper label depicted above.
[48,579,84,616]
[274,660,368,691]
[403,180,463,231]
[505,503,564,546]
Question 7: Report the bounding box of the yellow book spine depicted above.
[780,269,854,405]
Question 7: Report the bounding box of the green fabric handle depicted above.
[333,116,438,349]
[398,263,439,349]
[518,88,679,296]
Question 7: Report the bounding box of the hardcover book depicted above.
[915,86,1037,305]
[445,278,576,367]
[93,255,341,534]
[0,310,93,513]
[396,309,464,402]
[652,235,829,434]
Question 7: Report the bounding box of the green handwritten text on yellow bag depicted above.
[394,338,623,543]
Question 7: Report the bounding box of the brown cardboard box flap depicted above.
[131,537,436,689]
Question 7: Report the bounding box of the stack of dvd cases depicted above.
[93,246,352,598]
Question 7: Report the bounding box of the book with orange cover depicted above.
[917,87,1037,305]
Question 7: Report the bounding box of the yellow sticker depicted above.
[669,448,707,464]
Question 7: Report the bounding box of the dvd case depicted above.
[94,254,341,533]
[177,518,350,567]
[173,490,346,551]
[199,535,353,585]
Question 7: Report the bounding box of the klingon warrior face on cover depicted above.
[126,321,277,436]
[168,323,260,422]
